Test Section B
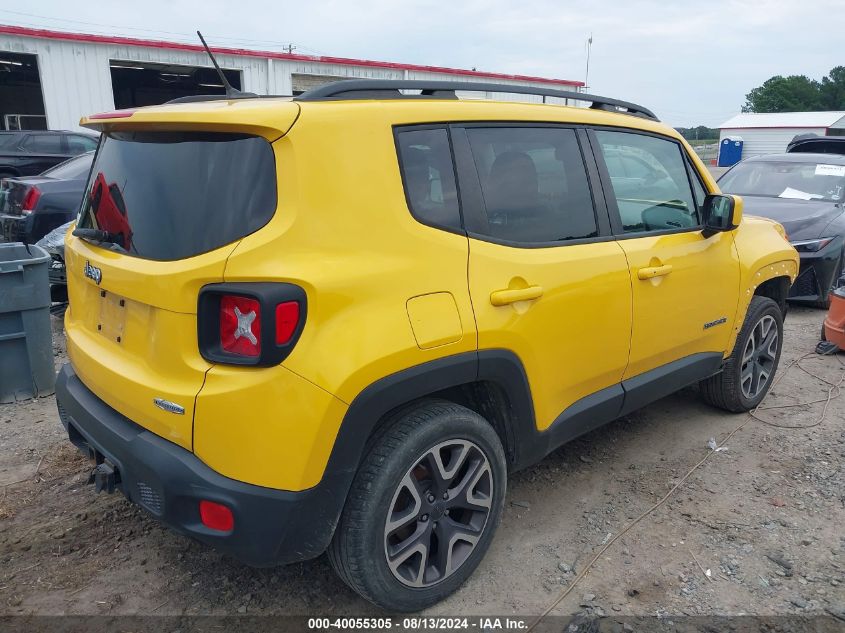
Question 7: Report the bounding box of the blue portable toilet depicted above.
[718,136,743,167]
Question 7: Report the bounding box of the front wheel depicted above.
[328,400,507,611]
[700,296,783,412]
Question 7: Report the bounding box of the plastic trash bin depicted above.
[0,242,55,403]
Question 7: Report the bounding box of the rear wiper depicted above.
[72,227,121,245]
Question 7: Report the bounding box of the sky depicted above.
[0,0,840,127]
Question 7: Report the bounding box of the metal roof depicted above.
[718,111,845,130]
[0,24,584,88]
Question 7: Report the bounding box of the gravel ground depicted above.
[0,307,844,622]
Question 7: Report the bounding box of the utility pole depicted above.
[585,33,593,90]
[285,44,296,55]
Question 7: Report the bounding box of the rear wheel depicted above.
[328,400,506,611]
[700,296,783,412]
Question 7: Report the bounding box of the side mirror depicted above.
[702,194,742,237]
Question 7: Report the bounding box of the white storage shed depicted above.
[0,24,584,132]
[718,111,845,158]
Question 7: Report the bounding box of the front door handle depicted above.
[490,285,544,306]
[637,264,673,280]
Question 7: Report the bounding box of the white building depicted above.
[0,24,584,132]
[718,111,845,158]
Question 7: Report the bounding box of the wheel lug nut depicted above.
[421,514,429,521]
[433,522,438,528]
[444,509,449,516]
[442,492,449,499]
[427,494,435,502]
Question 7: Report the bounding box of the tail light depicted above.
[198,283,306,366]
[21,186,41,213]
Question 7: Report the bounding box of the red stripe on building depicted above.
[0,24,584,87]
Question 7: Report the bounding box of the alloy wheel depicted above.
[383,439,493,588]
[740,314,778,399]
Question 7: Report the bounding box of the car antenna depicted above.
[196,30,241,98]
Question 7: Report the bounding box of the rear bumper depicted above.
[55,363,346,566]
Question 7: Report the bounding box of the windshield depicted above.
[719,160,845,203]
[41,152,95,180]
[77,131,277,261]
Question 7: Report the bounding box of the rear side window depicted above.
[67,134,98,154]
[464,127,597,244]
[595,130,700,234]
[77,131,276,261]
[21,134,63,154]
[396,128,461,231]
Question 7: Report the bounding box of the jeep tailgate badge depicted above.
[83,260,102,285]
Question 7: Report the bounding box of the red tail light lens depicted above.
[198,283,306,366]
[199,500,234,532]
[21,186,41,213]
[220,295,261,357]
[275,301,300,345]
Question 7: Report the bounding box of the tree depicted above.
[820,66,845,110]
[674,126,719,141]
[742,75,823,112]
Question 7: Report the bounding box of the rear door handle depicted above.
[637,264,673,280]
[490,285,544,306]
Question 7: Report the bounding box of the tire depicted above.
[700,296,783,412]
[328,400,507,612]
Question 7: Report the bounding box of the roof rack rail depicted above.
[294,79,658,121]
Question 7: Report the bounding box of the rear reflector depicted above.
[220,295,261,357]
[275,301,300,344]
[21,186,41,213]
[199,500,234,532]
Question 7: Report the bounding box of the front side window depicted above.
[21,134,63,154]
[465,127,597,243]
[396,128,461,231]
[595,130,700,234]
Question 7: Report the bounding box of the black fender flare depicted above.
[313,349,537,548]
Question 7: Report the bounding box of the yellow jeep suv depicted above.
[56,80,798,611]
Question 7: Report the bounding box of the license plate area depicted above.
[97,290,126,344]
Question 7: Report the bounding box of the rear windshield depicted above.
[42,152,94,180]
[77,131,276,261]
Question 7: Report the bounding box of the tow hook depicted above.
[88,459,120,494]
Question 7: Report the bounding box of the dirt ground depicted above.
[1,307,844,621]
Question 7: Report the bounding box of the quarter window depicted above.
[595,131,701,234]
[396,128,461,231]
[465,127,597,243]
